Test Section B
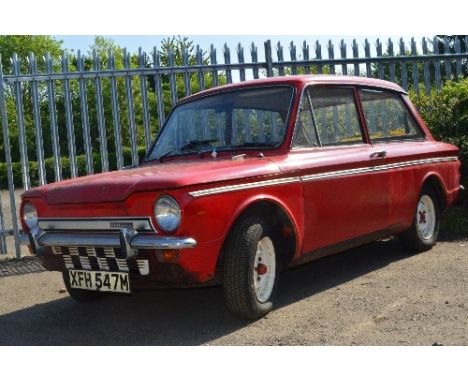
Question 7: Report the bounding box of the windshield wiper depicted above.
[179,139,218,151]
[232,142,277,148]
[155,149,174,162]
[156,146,217,162]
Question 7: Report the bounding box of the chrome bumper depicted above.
[20,226,197,258]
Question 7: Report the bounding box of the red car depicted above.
[20,75,463,320]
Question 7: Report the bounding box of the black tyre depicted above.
[222,216,279,320]
[62,271,103,302]
[399,186,440,252]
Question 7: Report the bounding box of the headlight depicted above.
[154,196,181,232]
[23,203,38,228]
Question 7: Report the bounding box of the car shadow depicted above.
[0,238,430,345]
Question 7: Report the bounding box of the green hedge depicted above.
[0,146,147,188]
[410,78,468,186]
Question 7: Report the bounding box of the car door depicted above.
[358,89,427,228]
[283,86,391,253]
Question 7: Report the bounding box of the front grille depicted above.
[52,246,149,275]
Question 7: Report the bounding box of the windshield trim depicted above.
[145,84,296,162]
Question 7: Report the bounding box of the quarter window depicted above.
[359,89,423,141]
[293,92,319,147]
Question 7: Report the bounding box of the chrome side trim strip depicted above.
[37,217,156,232]
[189,176,301,198]
[188,156,457,198]
[301,156,459,182]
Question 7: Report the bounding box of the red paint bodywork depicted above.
[20,75,462,285]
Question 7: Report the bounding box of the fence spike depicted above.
[375,38,384,79]
[433,36,442,92]
[315,40,323,74]
[12,52,31,189]
[251,42,259,79]
[387,38,395,82]
[224,43,232,84]
[138,46,152,150]
[352,39,360,76]
[45,51,62,181]
[28,51,47,185]
[302,40,310,74]
[455,36,462,78]
[237,43,246,81]
[92,48,108,172]
[398,38,408,90]
[364,38,371,77]
[276,41,284,76]
[443,36,452,79]
[290,41,297,75]
[410,37,419,96]
[152,46,165,126]
[327,40,335,75]
[108,47,123,169]
[422,37,431,95]
[76,49,94,174]
[340,39,347,75]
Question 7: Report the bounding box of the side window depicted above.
[359,89,424,141]
[308,87,363,145]
[292,92,319,148]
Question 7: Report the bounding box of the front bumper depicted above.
[21,227,197,258]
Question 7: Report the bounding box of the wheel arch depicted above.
[217,195,301,272]
[421,172,448,212]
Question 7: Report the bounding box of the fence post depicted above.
[77,50,94,175]
[0,192,7,254]
[108,49,123,170]
[45,52,62,182]
[399,38,408,91]
[265,40,273,77]
[0,55,21,258]
[12,53,30,190]
[61,52,78,178]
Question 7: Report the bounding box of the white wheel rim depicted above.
[416,195,436,240]
[253,236,276,303]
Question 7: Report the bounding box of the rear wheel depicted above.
[399,186,440,252]
[222,216,279,320]
[62,271,103,302]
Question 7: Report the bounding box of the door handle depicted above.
[370,150,387,158]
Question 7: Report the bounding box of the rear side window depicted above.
[359,89,423,141]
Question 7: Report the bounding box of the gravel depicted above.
[0,236,467,345]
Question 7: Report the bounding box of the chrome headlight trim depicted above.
[23,203,38,228]
[154,195,181,233]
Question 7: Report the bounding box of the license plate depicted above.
[68,269,131,294]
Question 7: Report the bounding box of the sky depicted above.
[54,35,427,61]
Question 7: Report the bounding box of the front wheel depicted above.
[399,186,440,252]
[222,216,279,320]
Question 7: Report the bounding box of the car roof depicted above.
[180,75,406,104]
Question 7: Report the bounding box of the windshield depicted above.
[147,86,294,161]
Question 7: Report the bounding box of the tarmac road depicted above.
[0,237,467,345]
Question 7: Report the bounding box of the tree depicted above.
[0,35,63,73]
